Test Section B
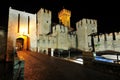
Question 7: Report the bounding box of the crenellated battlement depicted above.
[81,18,97,25]
[40,8,51,13]
[52,24,68,33]
[94,32,120,42]
[10,7,120,54]
[37,8,51,16]
[68,34,76,38]
[37,8,51,35]
[76,18,97,30]
[86,19,97,24]
[94,32,120,52]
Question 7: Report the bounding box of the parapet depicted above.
[108,33,113,36]
[52,24,68,33]
[81,18,97,25]
[76,18,97,29]
[37,8,51,16]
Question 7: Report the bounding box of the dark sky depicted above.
[0,0,120,33]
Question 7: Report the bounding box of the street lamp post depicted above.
[88,33,97,52]
[116,53,119,63]
[68,50,70,59]
[91,34,95,52]
[88,32,97,58]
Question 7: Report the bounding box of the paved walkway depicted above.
[17,51,119,80]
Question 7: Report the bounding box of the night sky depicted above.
[0,0,120,33]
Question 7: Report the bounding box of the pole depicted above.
[117,53,119,63]
[91,34,95,52]
[68,50,70,58]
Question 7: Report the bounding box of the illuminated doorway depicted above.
[16,35,30,51]
[16,38,24,51]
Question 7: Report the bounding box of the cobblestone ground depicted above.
[17,51,119,80]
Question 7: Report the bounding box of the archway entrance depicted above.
[16,38,24,51]
[16,35,30,51]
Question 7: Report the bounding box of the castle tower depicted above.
[37,8,51,35]
[58,8,71,29]
[76,18,97,51]
[6,7,37,61]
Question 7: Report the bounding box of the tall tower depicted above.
[58,8,71,28]
[7,7,37,61]
[37,8,51,35]
[76,18,97,51]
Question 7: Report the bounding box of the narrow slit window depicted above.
[28,16,30,34]
[18,14,20,33]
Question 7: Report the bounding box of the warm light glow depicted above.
[58,9,71,27]
[17,35,28,51]
[20,27,27,35]
[17,51,24,60]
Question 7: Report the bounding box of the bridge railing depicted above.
[13,60,24,80]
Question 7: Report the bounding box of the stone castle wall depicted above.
[94,32,120,52]
[37,8,51,35]
[53,24,68,49]
[38,34,56,53]
[37,24,77,53]
[7,7,37,61]
[7,7,120,60]
[76,18,97,51]
[68,31,77,48]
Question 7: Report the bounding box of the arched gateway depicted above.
[6,7,37,61]
[16,35,30,51]
[16,38,24,50]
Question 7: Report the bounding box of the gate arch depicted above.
[16,35,30,51]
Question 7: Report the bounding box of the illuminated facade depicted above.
[58,9,71,29]
[6,7,37,61]
[76,19,97,51]
[94,32,120,52]
[6,7,97,61]
[37,8,52,35]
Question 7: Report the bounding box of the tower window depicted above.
[18,14,20,33]
[28,16,30,34]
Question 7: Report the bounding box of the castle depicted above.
[94,32,120,52]
[6,7,98,60]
